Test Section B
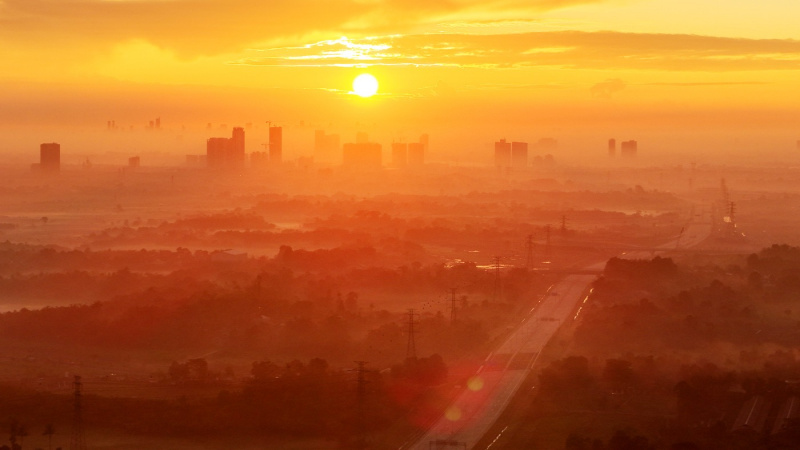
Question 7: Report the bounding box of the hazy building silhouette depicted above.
[128,156,140,168]
[314,130,340,164]
[620,140,638,157]
[343,142,382,168]
[494,139,512,168]
[408,142,425,167]
[206,137,230,168]
[269,126,282,164]
[391,143,408,167]
[535,138,558,151]
[231,127,245,166]
[419,133,429,151]
[206,127,247,169]
[511,141,528,168]
[40,143,61,172]
[608,138,616,157]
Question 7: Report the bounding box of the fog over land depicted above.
[3,0,800,448]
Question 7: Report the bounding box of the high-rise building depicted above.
[392,143,408,167]
[494,139,512,168]
[269,126,282,164]
[206,137,230,168]
[408,143,425,167]
[419,134,429,151]
[608,138,616,157]
[40,143,60,172]
[620,140,638,157]
[511,141,528,168]
[343,142,382,168]
[231,127,245,166]
[536,138,558,151]
[206,127,246,169]
[128,156,140,168]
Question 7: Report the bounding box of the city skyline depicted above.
[0,1,799,166]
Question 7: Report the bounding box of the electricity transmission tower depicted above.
[70,375,87,450]
[406,309,418,360]
[354,361,369,450]
[449,288,458,324]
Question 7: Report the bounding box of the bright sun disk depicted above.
[353,74,378,98]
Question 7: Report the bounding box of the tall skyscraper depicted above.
[511,141,528,168]
[206,137,230,168]
[40,143,60,172]
[206,127,246,169]
[621,140,638,157]
[608,138,616,157]
[494,139,512,168]
[231,127,245,166]
[269,126,282,164]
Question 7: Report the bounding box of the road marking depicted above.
[485,426,508,449]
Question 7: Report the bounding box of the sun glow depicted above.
[352,73,379,97]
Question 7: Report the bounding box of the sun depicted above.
[352,73,379,98]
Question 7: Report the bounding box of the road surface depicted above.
[404,218,712,450]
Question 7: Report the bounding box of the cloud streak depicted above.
[0,0,613,56]
[234,31,800,71]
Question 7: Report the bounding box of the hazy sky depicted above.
[1,0,799,160]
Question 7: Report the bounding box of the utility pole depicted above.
[354,361,369,450]
[544,225,552,261]
[406,309,418,360]
[493,256,501,301]
[560,215,567,234]
[525,234,534,269]
[449,288,458,324]
[70,375,87,450]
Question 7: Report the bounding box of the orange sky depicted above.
[1,0,800,162]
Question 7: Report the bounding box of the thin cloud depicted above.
[0,0,615,56]
[236,32,800,71]
[591,79,626,98]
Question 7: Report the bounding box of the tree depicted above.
[43,424,55,450]
[603,359,635,393]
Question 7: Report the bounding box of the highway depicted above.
[404,218,712,450]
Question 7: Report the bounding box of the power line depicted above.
[69,375,87,450]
